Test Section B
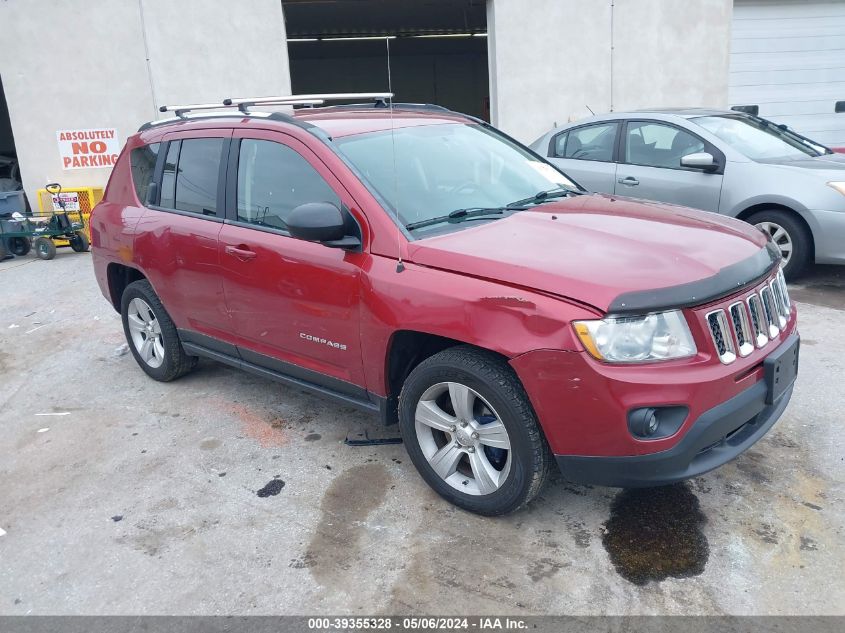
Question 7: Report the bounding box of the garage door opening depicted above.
[0,75,23,194]
[282,0,489,120]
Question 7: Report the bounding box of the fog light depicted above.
[627,406,689,440]
[629,408,659,438]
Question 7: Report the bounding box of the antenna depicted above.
[386,37,404,273]
[586,104,595,115]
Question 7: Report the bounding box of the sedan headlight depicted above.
[573,310,696,363]
[827,181,845,196]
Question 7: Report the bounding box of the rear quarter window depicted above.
[129,143,160,205]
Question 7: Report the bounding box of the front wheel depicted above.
[747,209,810,280]
[399,346,551,516]
[34,237,56,260]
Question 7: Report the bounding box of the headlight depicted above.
[573,310,696,363]
[827,181,845,196]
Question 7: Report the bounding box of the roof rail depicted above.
[159,98,325,118]
[223,92,393,112]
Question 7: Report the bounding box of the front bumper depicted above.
[806,209,845,265]
[555,378,793,487]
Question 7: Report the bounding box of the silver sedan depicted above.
[530,109,845,279]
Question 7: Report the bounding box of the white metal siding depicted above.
[730,0,845,147]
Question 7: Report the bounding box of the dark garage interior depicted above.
[282,0,490,120]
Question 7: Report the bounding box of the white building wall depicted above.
[488,0,734,144]
[0,0,290,206]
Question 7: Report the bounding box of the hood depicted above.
[757,153,845,178]
[406,194,774,314]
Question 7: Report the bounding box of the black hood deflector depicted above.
[608,242,781,315]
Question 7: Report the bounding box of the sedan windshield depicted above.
[334,123,579,233]
[694,114,826,160]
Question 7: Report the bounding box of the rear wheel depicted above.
[121,280,197,381]
[34,237,56,260]
[399,346,551,516]
[747,209,810,280]
[69,231,90,252]
[9,237,30,256]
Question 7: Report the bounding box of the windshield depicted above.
[334,123,579,233]
[694,114,825,160]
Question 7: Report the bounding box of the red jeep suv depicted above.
[90,96,799,515]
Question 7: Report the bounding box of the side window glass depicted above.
[159,141,180,209]
[561,123,617,161]
[625,122,705,168]
[552,132,568,157]
[130,143,160,205]
[237,139,340,231]
[174,138,223,216]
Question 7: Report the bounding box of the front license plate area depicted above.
[764,334,799,405]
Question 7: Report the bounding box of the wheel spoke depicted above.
[139,338,154,362]
[428,442,463,479]
[475,419,511,449]
[153,338,165,360]
[469,450,500,494]
[780,243,793,254]
[771,227,786,243]
[448,383,475,421]
[416,400,456,432]
[127,313,146,332]
[150,318,162,335]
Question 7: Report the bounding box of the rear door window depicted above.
[554,123,618,161]
[173,138,224,216]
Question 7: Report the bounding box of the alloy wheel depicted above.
[126,297,165,368]
[414,381,512,496]
[756,220,793,266]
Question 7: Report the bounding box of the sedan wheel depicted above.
[756,220,793,266]
[126,297,165,369]
[415,381,512,496]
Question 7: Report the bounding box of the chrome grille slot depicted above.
[770,280,788,328]
[746,294,768,348]
[707,309,737,364]
[759,287,779,339]
[729,302,754,357]
[777,269,791,310]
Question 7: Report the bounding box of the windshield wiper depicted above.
[405,206,519,231]
[506,187,583,209]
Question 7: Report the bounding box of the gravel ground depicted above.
[0,251,842,615]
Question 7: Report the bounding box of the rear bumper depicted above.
[555,378,792,488]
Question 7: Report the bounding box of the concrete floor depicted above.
[0,251,843,615]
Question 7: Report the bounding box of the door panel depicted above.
[133,130,232,339]
[219,131,367,390]
[615,121,724,211]
[547,157,617,194]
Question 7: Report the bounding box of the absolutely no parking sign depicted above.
[56,128,120,170]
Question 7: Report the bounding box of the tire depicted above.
[747,209,810,280]
[34,237,56,260]
[9,237,30,256]
[69,231,90,252]
[120,279,197,381]
[398,346,551,516]
[0,239,9,260]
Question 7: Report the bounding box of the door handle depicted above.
[225,245,257,261]
[618,176,639,186]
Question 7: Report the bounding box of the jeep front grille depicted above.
[706,272,792,364]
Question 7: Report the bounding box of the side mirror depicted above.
[286,202,361,250]
[680,152,718,171]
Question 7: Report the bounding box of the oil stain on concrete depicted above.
[304,463,390,587]
[602,482,709,585]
